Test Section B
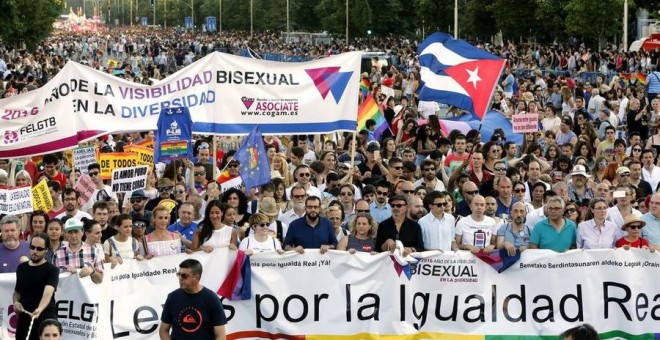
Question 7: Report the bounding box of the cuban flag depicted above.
[417,33,506,119]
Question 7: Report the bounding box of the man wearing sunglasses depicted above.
[82,163,118,214]
[369,181,392,223]
[129,190,153,232]
[14,232,59,340]
[160,259,227,340]
[285,164,321,200]
[419,191,456,251]
[375,195,424,257]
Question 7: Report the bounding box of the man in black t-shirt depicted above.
[14,232,59,340]
[160,259,227,340]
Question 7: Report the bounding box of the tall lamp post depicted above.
[623,0,628,52]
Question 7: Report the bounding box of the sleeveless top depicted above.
[202,226,234,248]
[147,232,181,256]
[346,235,376,253]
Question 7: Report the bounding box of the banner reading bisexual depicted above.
[0,249,657,339]
[0,52,361,158]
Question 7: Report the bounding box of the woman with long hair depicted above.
[561,86,576,115]
[591,156,609,184]
[104,214,144,268]
[271,178,290,214]
[146,206,181,257]
[380,138,397,162]
[337,213,377,254]
[81,218,104,259]
[45,219,64,264]
[395,118,417,148]
[221,188,251,228]
[415,124,436,166]
[192,200,238,252]
[628,144,643,162]
[544,143,559,164]
[601,162,619,187]
[271,153,293,187]
[574,141,594,169]
[22,210,49,242]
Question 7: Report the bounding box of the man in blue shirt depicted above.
[284,196,337,253]
[168,202,198,250]
[641,192,660,252]
[529,196,576,252]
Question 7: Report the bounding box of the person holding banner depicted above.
[146,206,182,257]
[52,218,104,284]
[104,214,144,267]
[13,232,59,340]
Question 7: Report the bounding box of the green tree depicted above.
[462,0,496,39]
[534,0,569,43]
[0,0,63,51]
[564,0,630,49]
[491,0,539,41]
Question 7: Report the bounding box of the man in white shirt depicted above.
[279,185,307,229]
[419,191,456,251]
[607,185,642,228]
[286,165,321,199]
[83,163,117,213]
[414,159,446,192]
[642,150,660,192]
[455,195,497,253]
[56,189,93,221]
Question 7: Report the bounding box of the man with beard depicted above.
[0,215,30,273]
[496,202,531,255]
[376,195,425,256]
[283,196,337,253]
[414,159,446,192]
[279,185,307,228]
[13,232,59,340]
[53,218,104,284]
[55,189,92,221]
[484,196,505,230]
[129,190,153,232]
[407,196,426,222]
[369,181,392,223]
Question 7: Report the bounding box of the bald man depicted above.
[455,181,478,217]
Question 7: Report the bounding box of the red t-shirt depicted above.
[44,171,68,191]
[615,237,649,248]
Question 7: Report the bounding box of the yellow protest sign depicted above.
[99,153,138,180]
[32,180,53,212]
[136,139,155,149]
[63,150,73,172]
[125,145,154,168]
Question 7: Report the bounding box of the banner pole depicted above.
[212,137,218,181]
[350,131,357,169]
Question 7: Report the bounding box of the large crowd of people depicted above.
[1,25,660,339]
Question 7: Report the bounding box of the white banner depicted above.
[72,146,98,174]
[0,249,658,339]
[110,165,148,193]
[0,186,33,215]
[0,52,361,158]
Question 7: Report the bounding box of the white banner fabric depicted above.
[0,249,657,339]
[0,52,361,158]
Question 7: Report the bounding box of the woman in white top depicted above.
[146,206,182,257]
[542,105,561,133]
[192,200,238,252]
[239,213,283,255]
[104,214,144,268]
[82,218,104,260]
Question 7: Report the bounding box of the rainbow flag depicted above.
[359,78,370,99]
[357,95,390,140]
[637,73,647,85]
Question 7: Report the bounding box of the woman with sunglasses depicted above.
[628,144,643,162]
[238,213,283,255]
[131,217,150,258]
[615,215,651,250]
[563,201,583,225]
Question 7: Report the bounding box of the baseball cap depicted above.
[64,218,84,232]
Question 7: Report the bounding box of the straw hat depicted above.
[259,197,279,217]
[621,214,646,231]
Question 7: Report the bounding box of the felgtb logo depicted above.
[2,130,19,145]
